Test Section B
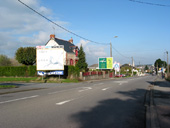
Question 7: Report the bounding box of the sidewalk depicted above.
[153,77,170,128]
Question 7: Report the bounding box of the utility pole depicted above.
[157,62,158,75]
[166,51,169,74]
[131,57,134,67]
[110,42,112,57]
[131,57,133,76]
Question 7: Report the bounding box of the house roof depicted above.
[55,38,76,53]
[46,37,77,53]
[89,64,98,68]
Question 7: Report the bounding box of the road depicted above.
[0,75,155,128]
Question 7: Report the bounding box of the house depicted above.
[88,64,99,70]
[45,34,78,66]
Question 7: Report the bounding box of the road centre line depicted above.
[93,83,104,86]
[79,87,92,92]
[102,87,110,91]
[56,99,74,105]
[48,87,85,95]
[0,95,39,104]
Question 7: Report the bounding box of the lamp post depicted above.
[110,36,118,57]
[166,51,169,74]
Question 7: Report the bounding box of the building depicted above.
[88,64,99,70]
[45,34,78,66]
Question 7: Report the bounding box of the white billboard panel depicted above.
[36,47,64,70]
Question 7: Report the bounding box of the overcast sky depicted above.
[0,0,170,66]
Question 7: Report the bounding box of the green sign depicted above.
[99,58,107,69]
[98,57,113,69]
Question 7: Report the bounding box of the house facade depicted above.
[45,34,78,66]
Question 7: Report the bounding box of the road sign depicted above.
[113,62,120,72]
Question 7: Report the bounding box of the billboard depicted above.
[98,57,113,69]
[37,71,64,76]
[36,46,64,70]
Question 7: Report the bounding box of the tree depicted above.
[15,47,36,65]
[144,65,149,71]
[76,45,88,71]
[0,54,12,66]
[154,58,167,68]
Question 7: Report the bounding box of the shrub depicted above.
[68,66,80,78]
[28,65,37,76]
[0,66,37,77]
[0,66,27,76]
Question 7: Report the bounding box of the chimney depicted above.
[50,34,55,39]
[68,37,73,43]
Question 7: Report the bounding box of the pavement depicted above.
[148,76,170,128]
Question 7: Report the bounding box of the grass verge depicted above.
[0,77,38,82]
[0,85,17,89]
[0,77,79,83]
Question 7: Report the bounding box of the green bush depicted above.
[68,65,80,78]
[28,65,36,76]
[0,66,36,77]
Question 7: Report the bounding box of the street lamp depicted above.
[110,36,118,57]
[166,51,169,74]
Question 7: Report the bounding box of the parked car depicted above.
[121,74,126,77]
[115,74,123,77]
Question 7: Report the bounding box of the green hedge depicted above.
[28,65,37,76]
[0,66,36,77]
[68,65,80,78]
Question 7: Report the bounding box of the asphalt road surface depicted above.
[0,75,155,128]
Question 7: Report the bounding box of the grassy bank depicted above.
[0,85,17,89]
[0,77,79,83]
[0,77,38,82]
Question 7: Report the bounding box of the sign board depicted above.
[98,57,113,69]
[37,71,64,76]
[36,46,64,70]
[113,62,120,72]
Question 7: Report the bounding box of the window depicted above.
[70,59,73,65]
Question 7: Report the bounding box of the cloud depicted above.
[77,40,108,65]
[0,0,68,57]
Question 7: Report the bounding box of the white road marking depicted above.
[56,99,74,105]
[0,95,39,104]
[114,81,128,85]
[79,87,92,92]
[102,87,110,91]
[93,83,104,86]
[48,87,84,95]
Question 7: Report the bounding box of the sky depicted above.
[0,0,170,66]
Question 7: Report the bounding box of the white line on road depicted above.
[56,99,74,105]
[93,83,104,86]
[48,87,84,95]
[102,87,110,91]
[114,81,128,85]
[0,95,39,104]
[79,87,92,92]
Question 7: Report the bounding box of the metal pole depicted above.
[131,57,133,76]
[110,42,112,57]
[167,51,169,74]
[157,62,158,75]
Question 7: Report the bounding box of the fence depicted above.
[79,71,114,80]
